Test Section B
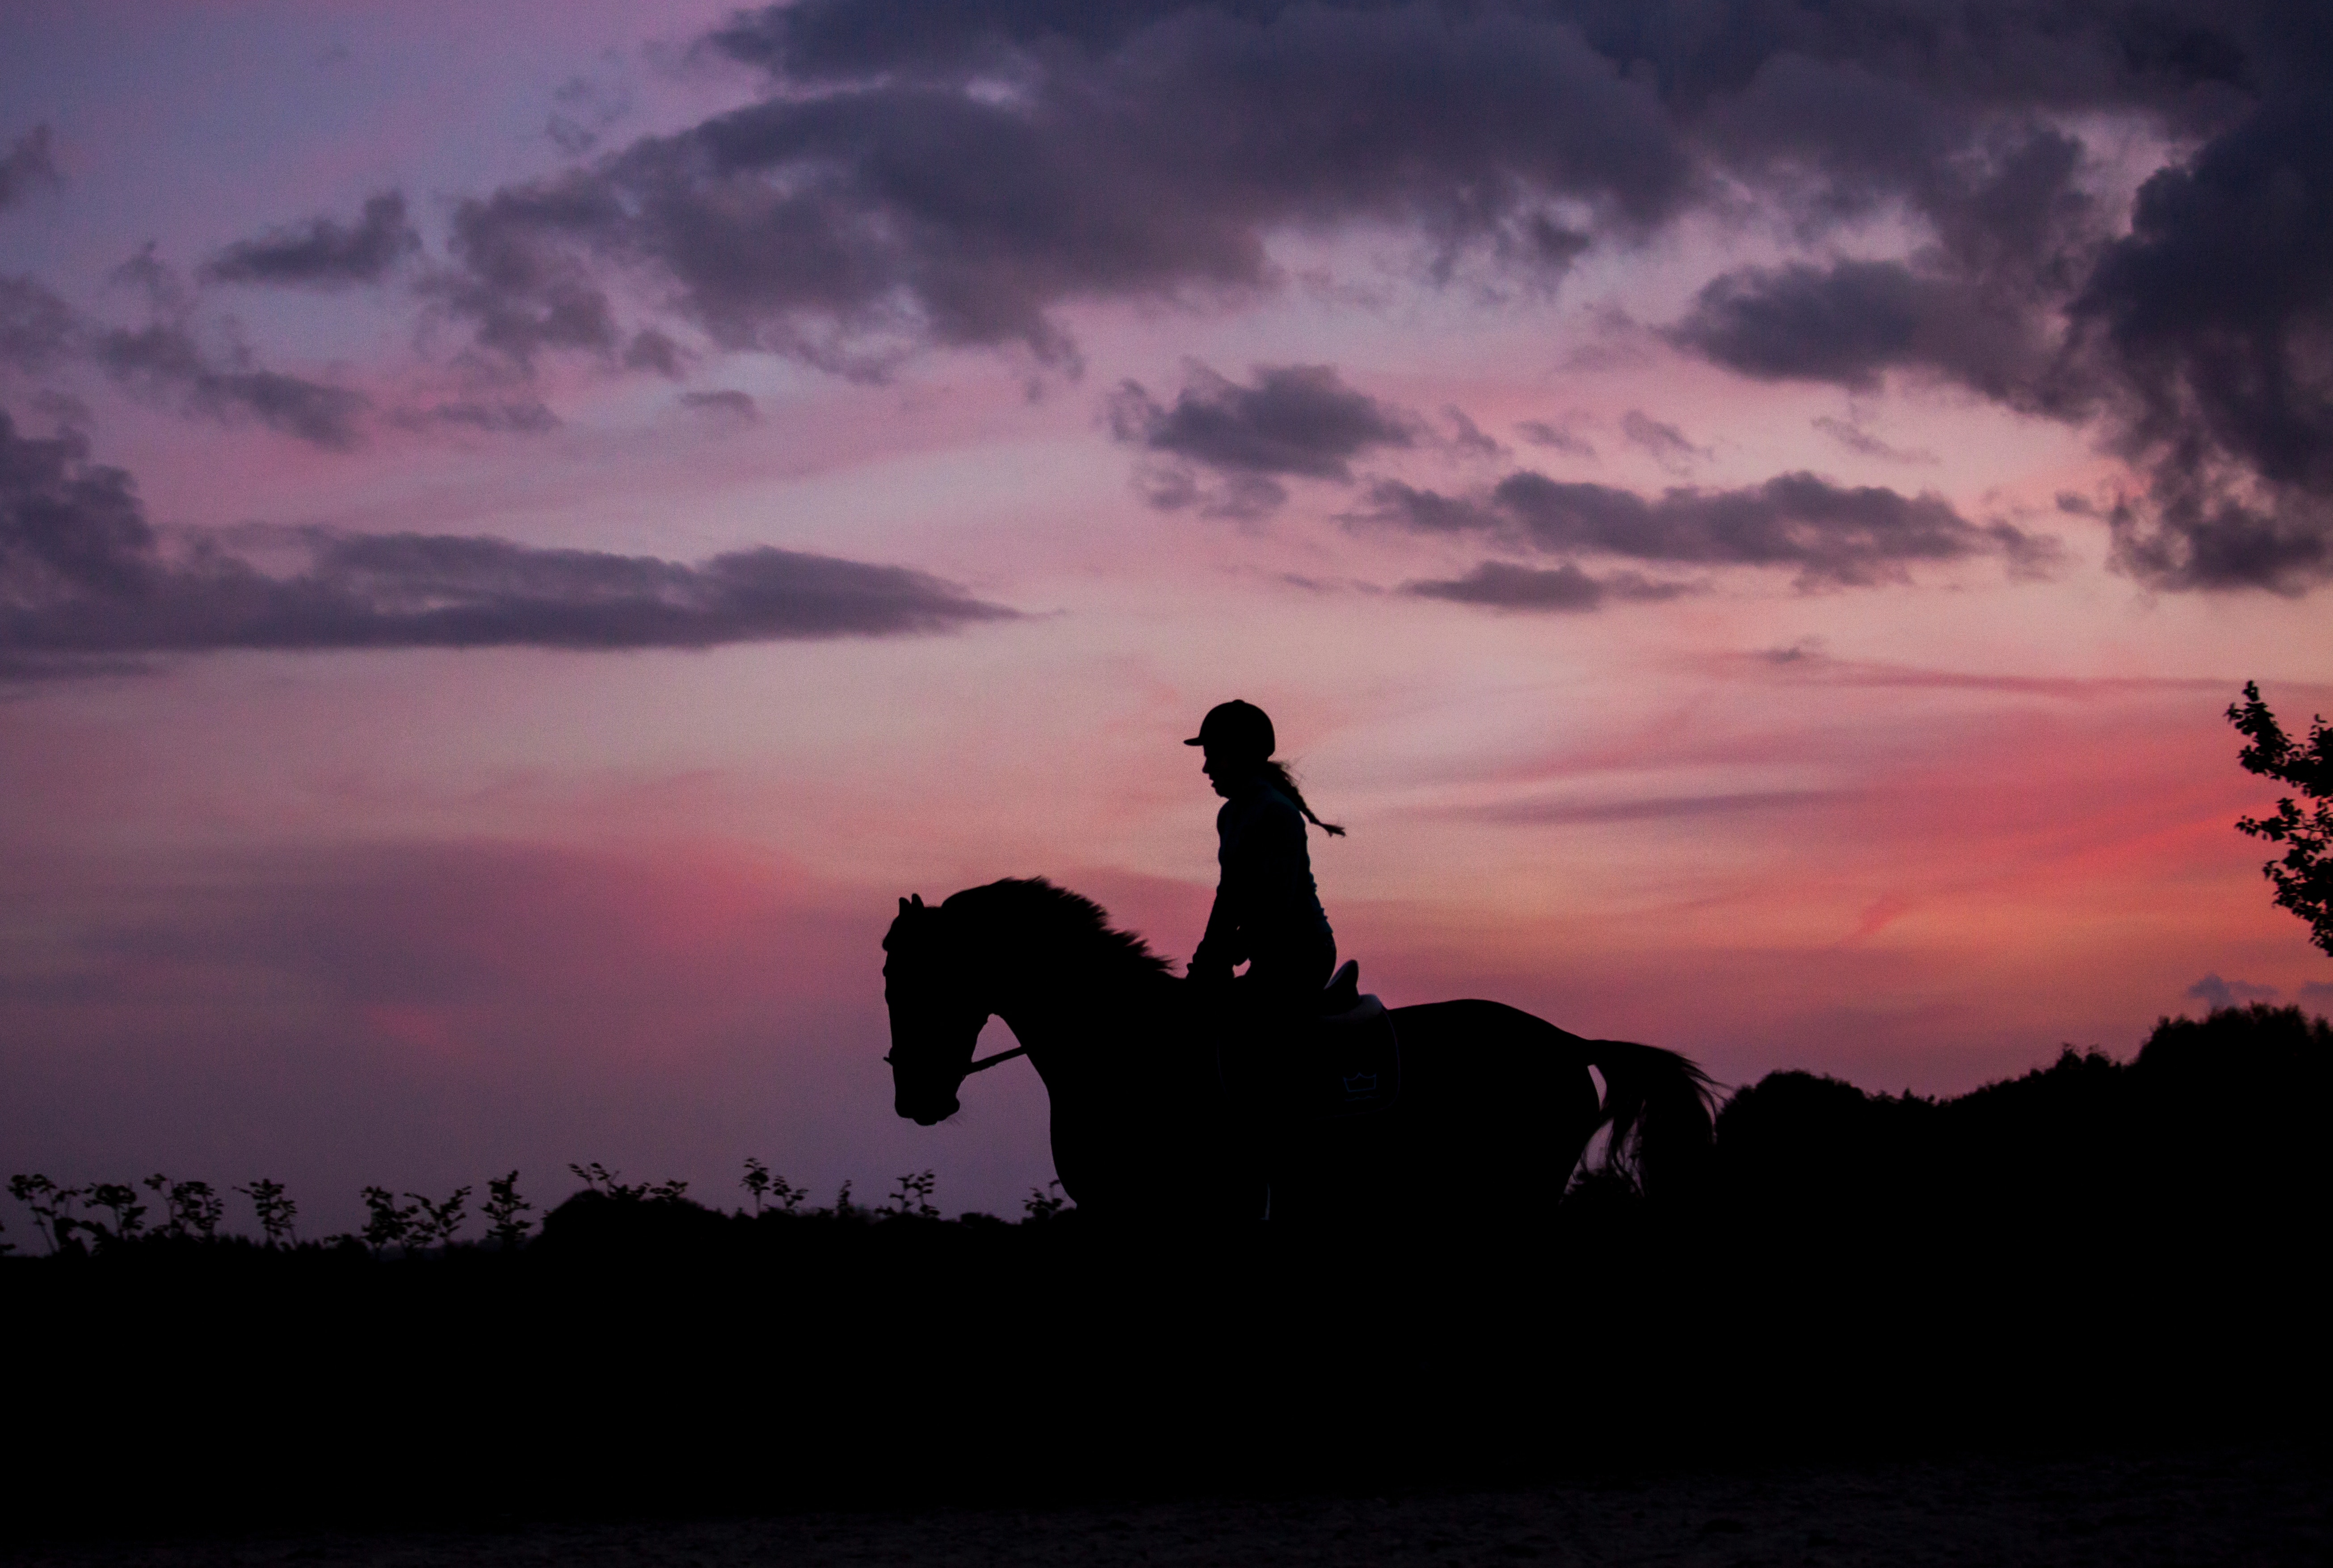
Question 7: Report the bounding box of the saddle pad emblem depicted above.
[1311,997,1399,1119]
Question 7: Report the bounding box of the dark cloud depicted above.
[447,0,2295,382]
[1440,788,1841,826]
[547,73,633,159]
[1359,468,2056,588]
[1668,124,2098,403]
[0,126,60,214]
[1342,478,1503,536]
[1515,418,1595,458]
[1108,362,1418,517]
[1496,470,2054,585]
[703,0,1190,79]
[427,179,625,367]
[1,253,371,449]
[623,328,687,377]
[1110,363,1414,478]
[679,389,758,422]
[0,409,156,604]
[1670,256,2064,407]
[1761,637,1826,664]
[1402,558,1691,612]
[2070,92,2333,592]
[1620,409,1710,473]
[1676,260,1967,389]
[195,4,2333,590]
[388,399,559,435]
[93,320,370,449]
[203,192,421,287]
[2186,973,2280,1009]
[1664,66,2333,593]
[0,275,78,372]
[0,410,1014,676]
[1813,415,1937,464]
[441,4,1691,370]
[1443,407,1506,460]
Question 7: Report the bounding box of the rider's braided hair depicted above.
[1257,759,1346,838]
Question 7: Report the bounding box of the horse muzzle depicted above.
[899,1092,961,1126]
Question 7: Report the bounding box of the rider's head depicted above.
[1188,699,1274,796]
[1187,700,1274,761]
[1185,699,1348,836]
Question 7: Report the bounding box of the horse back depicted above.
[1271,998,1602,1220]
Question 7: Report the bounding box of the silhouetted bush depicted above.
[1715,1005,2331,1253]
[482,1170,532,1249]
[235,1176,298,1245]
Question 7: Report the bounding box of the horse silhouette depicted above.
[883,878,1715,1222]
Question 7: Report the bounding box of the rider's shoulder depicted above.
[1251,782,1303,827]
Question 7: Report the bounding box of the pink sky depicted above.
[3,1,2329,1231]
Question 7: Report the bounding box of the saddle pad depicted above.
[1299,994,1400,1119]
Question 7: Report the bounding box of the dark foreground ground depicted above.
[5,1007,2324,1553]
[9,1446,2323,1568]
[4,1200,2320,1549]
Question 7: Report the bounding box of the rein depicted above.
[881,1043,1028,1075]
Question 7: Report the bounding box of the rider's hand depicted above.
[1187,956,1232,988]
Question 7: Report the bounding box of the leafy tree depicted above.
[144,1175,225,1240]
[741,1157,807,1215]
[1023,1180,1069,1222]
[141,1174,174,1233]
[404,1186,471,1252]
[235,1178,298,1246]
[2228,682,2333,956]
[482,1171,533,1250]
[8,1175,80,1254]
[645,1178,690,1203]
[885,1169,939,1218]
[358,1186,419,1255]
[85,1182,147,1243]
[179,1180,223,1239]
[567,1162,649,1201]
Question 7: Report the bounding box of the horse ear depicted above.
[911,893,925,909]
[899,896,912,915]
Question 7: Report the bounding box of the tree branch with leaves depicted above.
[2228,682,2333,958]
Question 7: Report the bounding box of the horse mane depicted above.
[941,878,1176,982]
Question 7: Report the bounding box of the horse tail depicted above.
[1583,1040,1717,1201]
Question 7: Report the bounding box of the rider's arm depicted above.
[1190,799,1253,979]
[1190,883,1248,978]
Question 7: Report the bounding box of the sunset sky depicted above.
[4,0,2329,1230]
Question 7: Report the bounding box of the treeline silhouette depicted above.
[3,1006,2324,1535]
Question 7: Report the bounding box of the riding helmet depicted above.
[1185,699,1275,760]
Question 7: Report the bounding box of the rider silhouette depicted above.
[1185,700,1345,1018]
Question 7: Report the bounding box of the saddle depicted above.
[1212,960,1401,1122]
[1299,960,1401,1119]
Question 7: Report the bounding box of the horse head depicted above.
[881,893,990,1126]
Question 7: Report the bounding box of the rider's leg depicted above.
[1232,931,1337,1118]
[1240,930,1337,1015]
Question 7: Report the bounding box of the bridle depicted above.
[883,899,1027,1082]
[883,1043,1028,1076]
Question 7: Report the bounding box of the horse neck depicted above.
[983,924,1164,1077]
